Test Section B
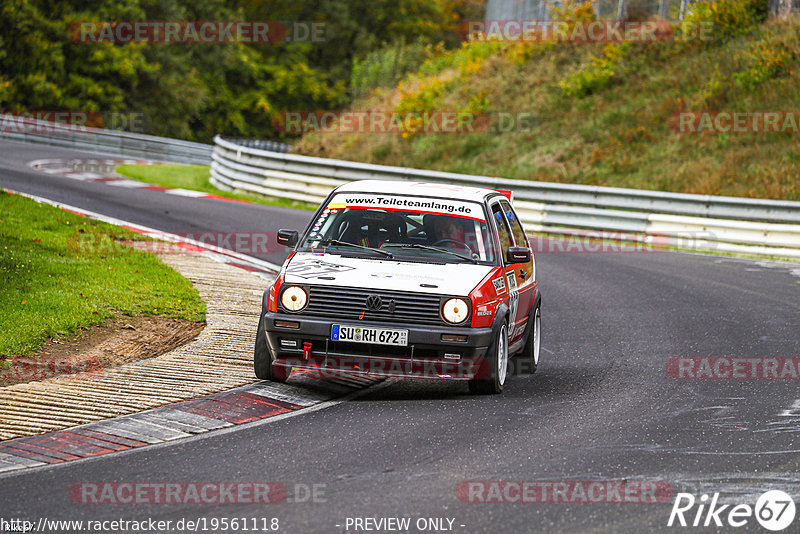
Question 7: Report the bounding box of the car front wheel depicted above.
[254,314,288,382]
[468,322,508,395]
[521,303,541,374]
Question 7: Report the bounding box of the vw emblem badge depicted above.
[366,295,383,311]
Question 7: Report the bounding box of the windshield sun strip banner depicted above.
[327,193,486,221]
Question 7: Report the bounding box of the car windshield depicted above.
[300,193,498,264]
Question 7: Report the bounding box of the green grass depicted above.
[294,12,800,201]
[116,164,315,210]
[0,191,205,357]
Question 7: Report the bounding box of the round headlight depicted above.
[442,298,469,324]
[281,286,308,311]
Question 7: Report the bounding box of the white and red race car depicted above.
[255,180,541,394]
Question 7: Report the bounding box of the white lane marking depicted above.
[779,399,800,417]
[103,179,151,188]
[165,188,209,198]
[753,399,800,435]
[63,172,103,180]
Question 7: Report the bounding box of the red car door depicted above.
[499,199,535,345]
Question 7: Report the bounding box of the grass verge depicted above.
[116,164,315,210]
[0,191,205,358]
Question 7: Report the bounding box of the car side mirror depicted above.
[506,246,531,264]
[277,229,299,247]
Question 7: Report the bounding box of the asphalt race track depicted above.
[1,139,800,533]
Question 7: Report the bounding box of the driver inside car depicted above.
[427,214,480,257]
[432,216,466,244]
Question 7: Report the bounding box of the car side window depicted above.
[491,203,513,256]
[500,200,528,248]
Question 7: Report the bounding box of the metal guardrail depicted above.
[211,135,800,259]
[221,137,292,153]
[0,116,212,164]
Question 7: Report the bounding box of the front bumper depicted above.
[262,312,495,380]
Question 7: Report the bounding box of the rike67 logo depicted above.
[668,490,796,531]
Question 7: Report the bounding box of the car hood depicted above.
[282,252,493,296]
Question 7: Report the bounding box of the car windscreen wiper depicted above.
[381,243,477,264]
[310,238,394,259]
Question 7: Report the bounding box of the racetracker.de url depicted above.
[0,516,281,533]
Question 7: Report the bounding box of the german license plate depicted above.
[331,324,408,346]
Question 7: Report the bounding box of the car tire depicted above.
[254,314,288,382]
[468,322,508,395]
[521,303,541,375]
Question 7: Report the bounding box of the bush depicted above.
[560,42,630,97]
[549,0,596,22]
[681,0,769,42]
[733,36,794,88]
[350,39,435,99]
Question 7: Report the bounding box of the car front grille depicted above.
[297,285,445,326]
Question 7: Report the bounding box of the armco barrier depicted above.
[0,115,212,164]
[210,136,800,259]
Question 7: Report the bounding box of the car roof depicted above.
[333,179,503,203]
